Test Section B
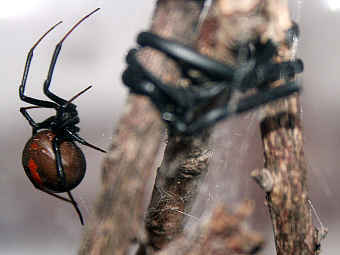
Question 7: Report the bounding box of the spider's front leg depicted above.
[19,22,61,109]
[43,43,68,105]
[43,8,100,105]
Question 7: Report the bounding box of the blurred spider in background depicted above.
[123,23,303,135]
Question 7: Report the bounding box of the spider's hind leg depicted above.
[65,130,106,153]
[51,136,84,225]
[67,191,84,225]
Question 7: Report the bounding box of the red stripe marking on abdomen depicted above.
[30,143,39,150]
[28,158,43,185]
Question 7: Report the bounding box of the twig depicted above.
[251,0,326,254]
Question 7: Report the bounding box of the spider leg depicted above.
[43,8,100,105]
[43,42,68,105]
[20,106,41,131]
[123,23,303,136]
[123,57,229,130]
[285,21,300,48]
[67,191,84,225]
[137,32,235,80]
[37,186,84,225]
[124,48,235,132]
[239,59,303,92]
[19,22,61,108]
[51,136,84,225]
[37,188,74,203]
[123,68,171,115]
[181,82,300,135]
[20,106,56,134]
[52,136,66,186]
[65,129,106,153]
[35,188,84,225]
[125,49,228,109]
[236,82,300,113]
[180,107,231,135]
[236,38,303,92]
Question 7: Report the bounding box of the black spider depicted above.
[122,23,303,135]
[20,8,104,225]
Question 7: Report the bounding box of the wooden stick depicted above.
[79,1,203,254]
[251,1,326,254]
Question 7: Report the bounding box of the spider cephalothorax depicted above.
[122,23,303,135]
[20,8,104,225]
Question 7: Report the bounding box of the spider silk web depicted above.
[77,1,335,254]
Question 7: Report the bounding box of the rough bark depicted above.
[144,0,264,250]
[144,0,284,252]
[79,0,203,254]
[78,0,328,255]
[78,94,163,255]
[251,1,327,254]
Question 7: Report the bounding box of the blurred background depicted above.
[0,0,339,254]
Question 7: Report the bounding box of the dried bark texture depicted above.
[146,132,212,250]
[78,95,163,255]
[79,1,203,254]
[156,202,264,255]
[145,0,290,251]
[144,5,213,252]
[144,0,264,250]
[250,0,326,254]
[78,0,326,254]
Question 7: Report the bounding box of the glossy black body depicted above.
[19,8,104,225]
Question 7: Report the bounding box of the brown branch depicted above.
[143,3,213,252]
[78,95,163,255]
[78,1,325,254]
[145,0,272,251]
[78,0,203,254]
[145,132,212,250]
[251,0,327,254]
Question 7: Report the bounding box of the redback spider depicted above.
[19,8,104,225]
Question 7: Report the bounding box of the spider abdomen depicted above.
[22,130,86,193]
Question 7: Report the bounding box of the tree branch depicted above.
[251,0,327,254]
[78,1,326,255]
[79,0,203,254]
[144,0,260,250]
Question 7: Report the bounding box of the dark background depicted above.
[0,0,339,254]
